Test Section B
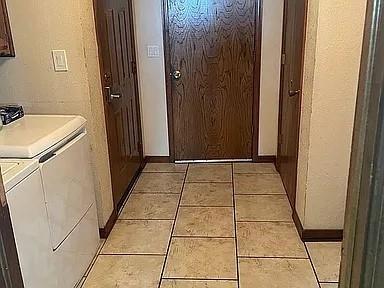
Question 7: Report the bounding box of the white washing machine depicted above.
[1,159,56,287]
[0,115,100,288]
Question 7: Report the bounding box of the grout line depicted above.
[184,181,233,184]
[157,164,190,288]
[117,218,175,221]
[116,174,141,217]
[98,238,107,253]
[237,256,309,260]
[234,193,287,196]
[129,192,183,195]
[231,163,241,288]
[79,277,86,288]
[304,242,322,288]
[99,253,166,256]
[176,160,247,164]
[113,219,173,225]
[132,192,182,195]
[171,235,235,239]
[161,277,238,281]
[234,174,279,176]
[162,277,237,282]
[80,239,108,286]
[179,205,234,208]
[83,245,103,279]
[141,171,187,174]
[236,220,294,223]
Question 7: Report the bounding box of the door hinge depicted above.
[131,61,137,74]
[281,53,286,65]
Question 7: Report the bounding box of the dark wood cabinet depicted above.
[0,0,14,57]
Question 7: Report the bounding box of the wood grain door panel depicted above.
[277,0,307,207]
[95,0,143,207]
[167,0,259,160]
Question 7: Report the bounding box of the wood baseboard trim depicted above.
[253,155,276,163]
[99,161,145,239]
[145,156,171,163]
[99,209,118,239]
[292,209,343,242]
[116,162,145,210]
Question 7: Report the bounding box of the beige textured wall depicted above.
[78,0,114,227]
[296,0,367,229]
[133,0,169,156]
[296,0,320,224]
[259,0,284,156]
[0,0,114,227]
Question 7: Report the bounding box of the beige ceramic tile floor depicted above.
[80,162,342,288]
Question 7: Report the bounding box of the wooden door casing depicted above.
[0,0,14,57]
[277,0,307,207]
[164,0,262,161]
[94,0,143,208]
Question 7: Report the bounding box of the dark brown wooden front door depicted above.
[94,0,143,207]
[166,0,261,161]
[277,0,307,207]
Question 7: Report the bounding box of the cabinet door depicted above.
[0,0,14,57]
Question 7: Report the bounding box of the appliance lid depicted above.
[0,115,86,158]
[0,159,39,192]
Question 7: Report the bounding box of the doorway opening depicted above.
[162,0,308,208]
[276,0,307,208]
[93,0,145,211]
[163,0,263,162]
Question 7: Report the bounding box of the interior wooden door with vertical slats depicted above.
[95,0,143,207]
[277,0,307,207]
[167,0,260,161]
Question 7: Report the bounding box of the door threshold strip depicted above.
[175,159,252,164]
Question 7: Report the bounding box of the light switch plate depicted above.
[147,45,160,58]
[52,50,68,72]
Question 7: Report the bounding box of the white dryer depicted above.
[0,115,100,288]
